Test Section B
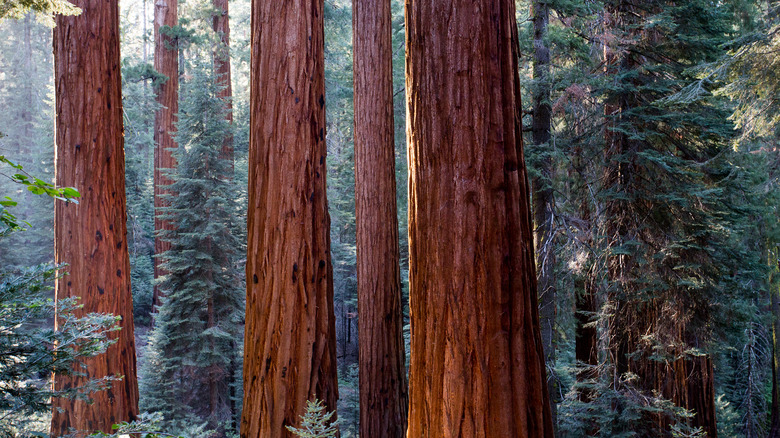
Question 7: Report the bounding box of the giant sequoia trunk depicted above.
[153,0,179,310]
[50,0,139,434]
[240,0,338,435]
[531,0,557,425]
[405,0,554,435]
[212,0,233,176]
[353,0,408,435]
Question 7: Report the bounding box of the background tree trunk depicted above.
[531,0,557,426]
[153,0,179,312]
[240,0,338,435]
[405,0,554,435]
[769,258,780,438]
[212,0,233,177]
[353,0,408,435]
[51,0,139,433]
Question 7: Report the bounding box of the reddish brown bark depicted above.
[153,0,178,311]
[353,0,408,435]
[240,0,338,435]
[50,0,139,434]
[405,0,554,436]
[670,355,717,438]
[212,0,234,176]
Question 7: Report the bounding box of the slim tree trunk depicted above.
[574,270,597,394]
[241,0,338,435]
[405,0,554,435]
[212,0,234,176]
[21,13,33,154]
[531,0,557,426]
[153,0,179,312]
[769,258,780,438]
[51,0,139,433]
[353,0,408,435]
[573,146,598,404]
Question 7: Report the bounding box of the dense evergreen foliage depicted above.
[140,58,242,434]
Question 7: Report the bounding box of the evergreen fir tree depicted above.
[559,0,768,434]
[140,58,242,436]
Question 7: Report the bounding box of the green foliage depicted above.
[0,15,59,268]
[1,156,79,237]
[121,57,158,327]
[140,57,241,433]
[84,412,212,438]
[0,0,79,24]
[0,263,119,436]
[715,393,741,437]
[286,400,339,438]
[558,369,708,437]
[159,21,201,51]
[123,62,169,89]
[336,364,359,438]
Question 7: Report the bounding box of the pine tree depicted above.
[122,61,161,328]
[586,0,752,434]
[530,0,558,424]
[141,60,241,435]
[0,14,56,269]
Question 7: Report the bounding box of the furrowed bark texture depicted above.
[353,0,409,435]
[531,0,557,425]
[405,0,554,436]
[51,0,139,433]
[153,0,178,310]
[212,0,234,176]
[241,0,338,435]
